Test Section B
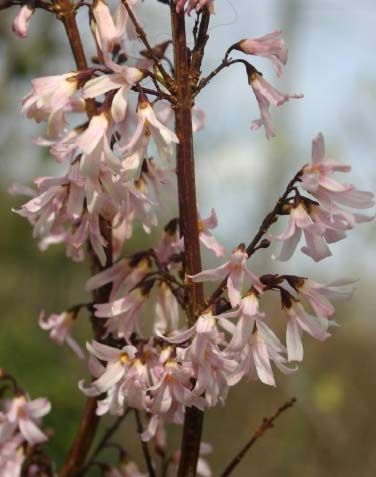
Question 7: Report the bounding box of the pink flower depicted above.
[80,341,138,398]
[94,285,152,339]
[285,276,355,318]
[274,202,331,262]
[239,30,288,77]
[189,247,263,307]
[281,293,331,362]
[219,293,295,386]
[198,209,225,257]
[39,310,84,358]
[301,133,375,222]
[155,281,179,334]
[147,358,206,415]
[248,72,303,139]
[92,0,127,53]
[160,312,237,407]
[83,61,143,123]
[4,396,51,445]
[22,73,78,119]
[121,97,179,163]
[86,254,152,300]
[12,5,34,39]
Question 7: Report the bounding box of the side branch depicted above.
[204,168,304,309]
[122,0,175,92]
[221,398,297,477]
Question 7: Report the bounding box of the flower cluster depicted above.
[0,376,51,477]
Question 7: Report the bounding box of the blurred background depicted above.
[1,0,376,475]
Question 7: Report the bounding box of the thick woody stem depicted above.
[170,5,205,477]
[56,2,112,475]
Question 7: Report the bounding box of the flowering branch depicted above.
[203,167,304,310]
[221,397,297,477]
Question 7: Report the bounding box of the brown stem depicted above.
[221,398,297,477]
[134,411,157,477]
[170,5,206,477]
[56,2,113,475]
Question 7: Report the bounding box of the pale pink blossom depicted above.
[282,294,331,362]
[22,73,78,119]
[155,281,179,333]
[3,396,50,446]
[220,293,295,386]
[92,0,127,52]
[39,310,84,358]
[12,5,34,39]
[147,358,206,416]
[198,209,225,257]
[249,72,303,139]
[83,62,143,123]
[239,30,288,77]
[80,341,137,398]
[121,98,179,163]
[285,276,355,318]
[301,133,375,222]
[160,312,237,407]
[189,247,263,307]
[274,202,331,262]
[86,254,152,300]
[94,286,150,339]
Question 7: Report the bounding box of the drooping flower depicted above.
[237,30,288,77]
[274,202,331,262]
[12,4,34,39]
[22,73,79,119]
[219,292,295,386]
[301,133,375,221]
[39,310,84,358]
[281,291,331,362]
[189,246,263,307]
[83,61,143,123]
[284,276,355,318]
[92,0,127,53]
[86,253,152,300]
[248,71,303,139]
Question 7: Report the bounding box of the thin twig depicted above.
[194,58,251,97]
[134,411,157,477]
[122,0,175,92]
[82,409,130,474]
[221,398,297,477]
[203,168,304,310]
